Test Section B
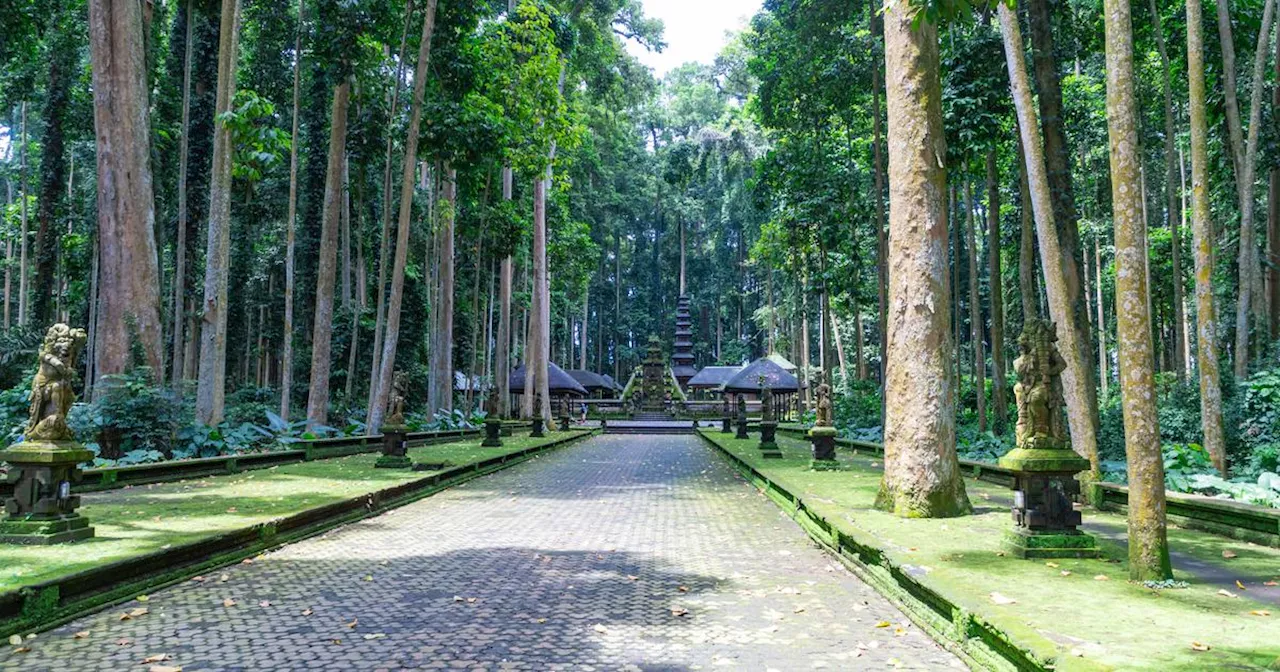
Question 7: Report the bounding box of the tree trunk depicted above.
[196,0,243,424]
[1104,0,1172,581]
[1149,0,1186,377]
[304,80,351,431]
[1271,25,1280,338]
[18,101,28,328]
[171,0,196,393]
[4,181,11,330]
[33,32,72,328]
[986,152,1007,431]
[370,0,438,431]
[366,1,414,416]
[1217,0,1277,377]
[496,180,513,417]
[1026,0,1094,416]
[88,0,166,381]
[280,0,305,420]
[1096,238,1108,399]
[1187,0,1228,476]
[525,175,552,421]
[427,166,456,416]
[341,152,352,313]
[871,2,888,389]
[965,181,986,431]
[875,5,971,519]
[580,291,589,370]
[999,1,1100,477]
[1017,127,1037,324]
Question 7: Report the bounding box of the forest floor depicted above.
[698,429,1280,671]
[0,432,584,595]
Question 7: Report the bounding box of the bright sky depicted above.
[625,0,763,77]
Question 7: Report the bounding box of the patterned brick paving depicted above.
[1,435,964,671]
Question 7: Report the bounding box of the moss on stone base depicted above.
[809,459,840,471]
[0,515,94,546]
[998,447,1091,473]
[1002,528,1100,559]
[373,454,414,470]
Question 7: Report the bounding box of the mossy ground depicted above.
[0,431,583,594]
[701,429,1280,671]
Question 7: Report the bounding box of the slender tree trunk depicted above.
[580,291,589,369]
[84,240,100,401]
[366,1,414,415]
[370,0,438,431]
[1217,0,1277,377]
[1148,0,1186,376]
[1027,0,1094,419]
[1017,127,1037,324]
[1104,0,1172,581]
[875,5,971,518]
[88,0,165,381]
[427,166,456,415]
[196,0,243,424]
[614,228,621,378]
[1096,238,1109,399]
[171,0,195,393]
[1187,0,1228,476]
[279,0,304,420]
[3,181,11,330]
[304,81,351,430]
[496,182,513,417]
[986,152,1007,430]
[526,175,552,421]
[18,102,28,328]
[33,37,72,327]
[965,181,986,431]
[871,3,888,389]
[1271,26,1280,338]
[999,1,1100,477]
[341,153,352,313]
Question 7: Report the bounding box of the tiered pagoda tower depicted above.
[671,295,698,387]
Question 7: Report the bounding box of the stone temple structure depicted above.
[671,295,698,388]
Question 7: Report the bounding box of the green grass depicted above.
[701,430,1280,672]
[0,431,584,594]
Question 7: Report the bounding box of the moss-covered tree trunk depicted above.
[305,80,350,431]
[279,0,304,420]
[196,0,242,424]
[370,0,438,431]
[986,152,1007,430]
[1103,0,1173,581]
[998,1,1100,479]
[89,0,166,384]
[1016,128,1037,325]
[427,166,457,415]
[1186,0,1228,476]
[1149,0,1186,378]
[870,2,887,390]
[874,4,970,519]
[964,181,986,431]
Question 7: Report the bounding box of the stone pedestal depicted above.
[558,416,571,432]
[735,417,749,440]
[0,441,95,545]
[531,416,545,438]
[375,427,412,469]
[808,426,838,470]
[998,446,1099,559]
[758,421,781,459]
[482,419,503,447]
[721,416,732,433]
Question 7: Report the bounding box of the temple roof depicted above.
[687,366,743,389]
[566,369,609,391]
[766,352,798,373]
[723,358,800,393]
[508,362,589,396]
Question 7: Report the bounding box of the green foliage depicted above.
[218,89,291,184]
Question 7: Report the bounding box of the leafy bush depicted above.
[75,370,183,459]
[1162,443,1214,492]
[956,424,1014,463]
[1185,472,1280,509]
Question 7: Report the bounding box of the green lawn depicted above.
[0,431,586,594]
[700,429,1280,672]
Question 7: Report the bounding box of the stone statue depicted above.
[815,383,833,427]
[26,324,88,442]
[736,394,747,421]
[760,377,775,423]
[485,387,499,417]
[1013,319,1068,451]
[386,371,408,427]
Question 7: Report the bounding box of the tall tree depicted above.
[88,0,165,381]
[874,3,971,519]
[370,0,439,431]
[1148,0,1186,377]
[986,151,1007,429]
[1187,0,1228,476]
[1104,0,1172,581]
[170,0,196,393]
[427,166,457,415]
[998,0,1100,479]
[195,0,243,425]
[279,0,304,420]
[31,5,75,327]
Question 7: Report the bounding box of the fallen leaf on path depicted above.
[1266,581,1279,587]
[141,653,171,663]
[190,576,205,583]
[678,586,689,592]
[222,599,237,608]
[793,607,805,614]
[671,607,689,617]
[13,647,29,654]
[1217,589,1238,599]
[149,665,182,672]
[1191,642,1211,652]
[136,595,150,602]
[626,575,639,581]
[362,634,386,640]
[1222,550,1238,559]
[73,631,89,639]
[301,609,313,616]
[1060,571,1072,577]
[8,635,21,647]
[592,624,608,633]
[1045,562,1059,568]
[1250,610,1272,616]
[989,593,1017,605]
[874,621,891,628]
[116,639,132,647]
[362,575,373,582]
[218,574,230,583]
[345,618,358,629]
[1236,580,1247,590]
[1093,575,1110,581]
[258,601,271,608]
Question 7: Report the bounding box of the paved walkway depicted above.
[2,435,963,671]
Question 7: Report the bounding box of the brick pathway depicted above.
[2,435,963,671]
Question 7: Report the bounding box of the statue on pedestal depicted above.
[814,383,833,428]
[26,324,88,442]
[385,372,408,428]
